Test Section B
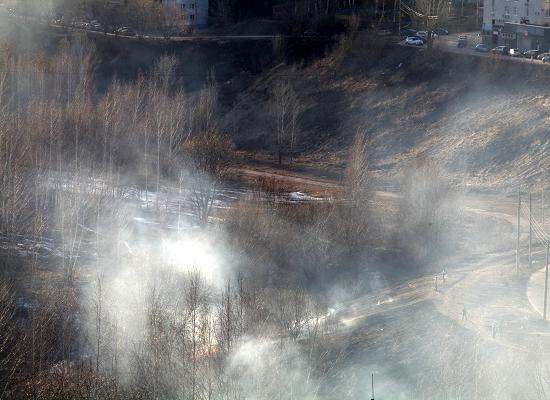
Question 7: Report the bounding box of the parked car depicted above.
[400,28,417,37]
[408,35,427,43]
[116,26,136,36]
[542,56,550,63]
[457,35,467,48]
[475,44,490,52]
[523,49,540,58]
[417,30,428,39]
[491,46,509,55]
[537,52,550,59]
[509,48,522,57]
[432,27,449,35]
[405,36,424,46]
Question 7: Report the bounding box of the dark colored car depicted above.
[400,28,417,37]
[475,44,490,52]
[432,27,449,35]
[523,49,540,58]
[509,48,522,57]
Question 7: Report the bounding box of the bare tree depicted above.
[184,131,236,226]
[270,80,301,165]
[414,0,449,46]
[194,72,219,135]
[0,282,19,400]
[338,132,371,248]
[157,2,189,38]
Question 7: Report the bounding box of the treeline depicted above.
[0,32,374,399]
[0,33,221,236]
[1,257,347,399]
[8,0,189,35]
[211,0,367,21]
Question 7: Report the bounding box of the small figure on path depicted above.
[462,306,468,321]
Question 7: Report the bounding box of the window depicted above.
[189,14,195,21]
[546,8,550,15]
[190,3,195,9]
[514,6,518,14]
[505,5,510,14]
[180,3,186,9]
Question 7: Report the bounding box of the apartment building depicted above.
[483,0,550,49]
[162,0,209,28]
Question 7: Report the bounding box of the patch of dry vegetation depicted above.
[221,34,549,191]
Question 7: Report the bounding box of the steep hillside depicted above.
[221,35,549,191]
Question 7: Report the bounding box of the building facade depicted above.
[483,0,550,49]
[162,0,208,28]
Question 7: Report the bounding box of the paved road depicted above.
[323,192,550,398]
[400,31,550,66]
[334,194,550,354]
[1,10,284,43]
[76,28,279,43]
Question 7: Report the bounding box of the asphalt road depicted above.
[400,31,550,66]
[326,192,550,398]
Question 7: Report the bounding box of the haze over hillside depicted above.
[222,37,549,190]
[0,1,549,400]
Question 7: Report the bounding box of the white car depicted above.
[405,36,424,46]
[417,31,428,39]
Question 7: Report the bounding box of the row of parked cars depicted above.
[472,44,550,61]
[51,17,137,36]
[402,27,449,46]
[1,7,141,37]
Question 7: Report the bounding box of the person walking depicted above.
[462,306,468,321]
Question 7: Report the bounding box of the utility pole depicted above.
[371,373,375,400]
[529,192,533,268]
[517,190,521,274]
[544,242,549,321]
[543,189,545,228]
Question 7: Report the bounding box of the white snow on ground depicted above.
[288,191,321,202]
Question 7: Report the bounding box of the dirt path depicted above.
[232,166,343,197]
